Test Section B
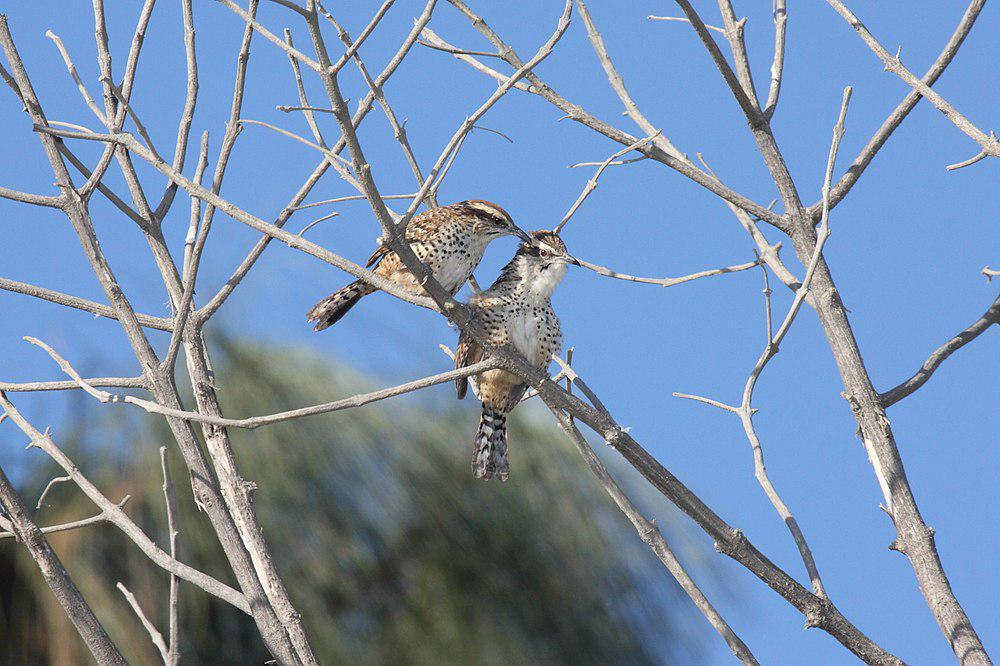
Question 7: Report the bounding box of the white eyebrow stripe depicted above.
[467,201,509,221]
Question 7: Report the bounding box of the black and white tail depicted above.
[472,407,509,482]
[307,280,376,331]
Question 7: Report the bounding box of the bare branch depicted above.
[217,0,321,71]
[576,256,761,288]
[38,336,498,429]
[555,132,659,233]
[160,447,180,666]
[298,211,339,236]
[763,0,787,118]
[813,0,986,217]
[36,475,71,509]
[154,0,200,220]
[945,133,995,171]
[714,1,760,109]
[283,29,326,146]
[290,193,416,211]
[239,119,354,171]
[320,3,432,205]
[0,377,148,393]
[548,407,759,665]
[418,28,533,93]
[116,583,169,663]
[0,277,173,330]
[880,293,999,408]
[672,392,739,413]
[826,1,1000,168]
[0,184,63,207]
[55,142,146,225]
[416,39,505,58]
[672,0,760,126]
[162,131,211,372]
[0,496,130,540]
[276,104,332,114]
[575,1,686,160]
[317,0,396,75]
[44,30,108,124]
[648,16,725,34]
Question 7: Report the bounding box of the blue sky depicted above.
[1,1,997,663]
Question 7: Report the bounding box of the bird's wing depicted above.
[505,383,530,408]
[454,332,484,400]
[365,207,443,268]
[365,244,392,268]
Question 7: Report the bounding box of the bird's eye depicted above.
[539,249,550,258]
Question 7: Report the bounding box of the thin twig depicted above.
[160,447,180,666]
[30,336,499,430]
[826,1,998,170]
[555,132,659,232]
[648,16,725,33]
[548,407,759,665]
[320,3,432,205]
[879,293,999,408]
[284,29,326,147]
[44,31,108,124]
[763,0,787,118]
[290,193,415,211]
[672,392,739,413]
[418,28,534,93]
[162,131,211,372]
[0,496,131,540]
[0,277,173,331]
[36,476,72,509]
[0,377,148,393]
[575,256,761,287]
[416,39,504,58]
[298,212,339,236]
[116,583,169,662]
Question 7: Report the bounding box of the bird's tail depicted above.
[306,280,376,331]
[472,406,509,482]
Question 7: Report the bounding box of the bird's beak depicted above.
[512,227,533,243]
[564,255,581,266]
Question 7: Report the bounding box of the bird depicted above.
[454,230,578,481]
[307,200,530,330]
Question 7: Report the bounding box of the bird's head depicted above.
[461,200,532,242]
[513,230,579,297]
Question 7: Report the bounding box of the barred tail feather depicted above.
[307,281,375,331]
[472,407,509,482]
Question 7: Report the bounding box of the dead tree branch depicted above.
[879,294,999,408]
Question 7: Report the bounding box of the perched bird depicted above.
[307,200,530,330]
[455,230,578,481]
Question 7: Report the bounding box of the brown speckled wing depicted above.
[365,206,450,270]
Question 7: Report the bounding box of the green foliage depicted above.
[1,339,708,664]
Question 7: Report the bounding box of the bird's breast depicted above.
[508,308,545,365]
